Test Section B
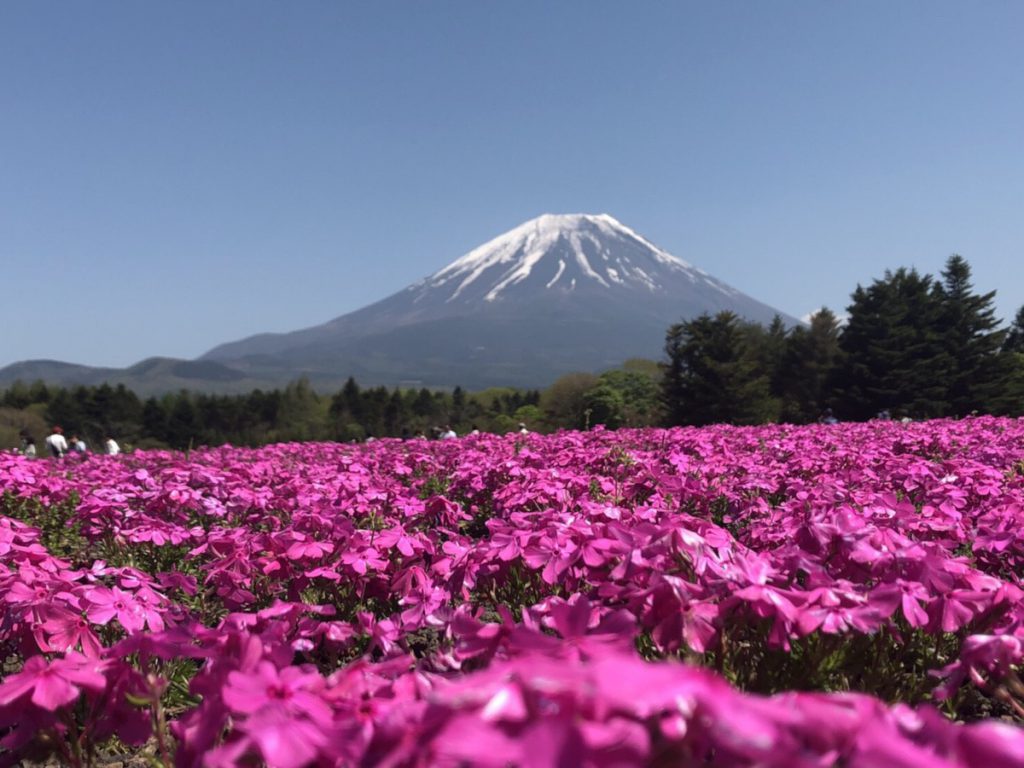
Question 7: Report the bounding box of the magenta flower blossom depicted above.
[223,661,332,723]
[218,662,333,767]
[284,535,334,561]
[39,607,104,657]
[0,653,106,711]
[85,586,148,633]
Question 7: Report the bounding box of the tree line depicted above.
[662,255,1024,425]
[2,255,1022,451]
[0,379,553,451]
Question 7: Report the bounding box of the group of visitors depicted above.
[388,423,529,442]
[431,422,529,439]
[16,426,120,458]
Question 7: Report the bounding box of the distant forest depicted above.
[3,255,1023,452]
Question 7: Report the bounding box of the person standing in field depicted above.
[70,434,87,453]
[19,431,37,458]
[104,435,120,455]
[45,426,68,458]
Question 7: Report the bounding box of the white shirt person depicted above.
[45,427,68,458]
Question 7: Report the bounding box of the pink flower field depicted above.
[4,419,1024,766]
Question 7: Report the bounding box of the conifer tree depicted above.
[834,269,952,420]
[937,255,1007,415]
[662,311,776,426]
[1004,306,1024,354]
[778,308,842,423]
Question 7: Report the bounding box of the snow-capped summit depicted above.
[412,213,736,305]
[202,213,797,388]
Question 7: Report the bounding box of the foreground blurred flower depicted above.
[0,652,105,711]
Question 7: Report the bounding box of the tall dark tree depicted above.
[165,393,198,449]
[778,308,842,423]
[833,269,953,420]
[384,390,405,434]
[141,397,168,443]
[277,378,323,442]
[451,386,467,425]
[2,381,31,409]
[28,380,51,405]
[411,388,437,419]
[1004,306,1024,354]
[937,255,1007,415]
[662,311,777,426]
[46,389,83,433]
[746,314,789,399]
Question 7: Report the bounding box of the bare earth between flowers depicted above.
[3,418,1024,766]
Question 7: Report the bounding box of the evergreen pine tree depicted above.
[662,311,776,426]
[778,308,842,423]
[1004,306,1024,354]
[451,386,467,425]
[141,397,169,444]
[834,269,952,420]
[937,255,1007,415]
[661,324,688,426]
[166,392,198,449]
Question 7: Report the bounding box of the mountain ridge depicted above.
[3,214,798,392]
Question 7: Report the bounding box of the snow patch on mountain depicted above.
[414,213,734,304]
[545,259,566,289]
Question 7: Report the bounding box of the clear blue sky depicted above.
[3,2,1023,368]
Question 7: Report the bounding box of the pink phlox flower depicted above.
[341,547,387,575]
[223,660,331,721]
[374,525,420,557]
[156,569,198,596]
[510,596,636,661]
[928,589,995,634]
[955,721,1024,767]
[487,529,525,562]
[870,580,932,628]
[357,612,402,656]
[85,586,148,633]
[5,569,76,611]
[851,716,963,768]
[284,534,334,561]
[932,634,1024,700]
[450,605,515,662]
[580,533,629,569]
[38,607,104,657]
[0,652,106,711]
[795,585,883,636]
[125,523,175,546]
[111,623,212,663]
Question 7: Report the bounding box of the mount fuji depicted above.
[0,214,798,392]
[199,213,797,389]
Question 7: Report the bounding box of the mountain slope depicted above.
[201,214,796,387]
[2,214,798,392]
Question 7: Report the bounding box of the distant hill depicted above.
[1,214,798,392]
[0,357,272,397]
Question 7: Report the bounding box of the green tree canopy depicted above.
[937,255,1008,415]
[778,308,842,423]
[834,268,953,420]
[662,311,777,426]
